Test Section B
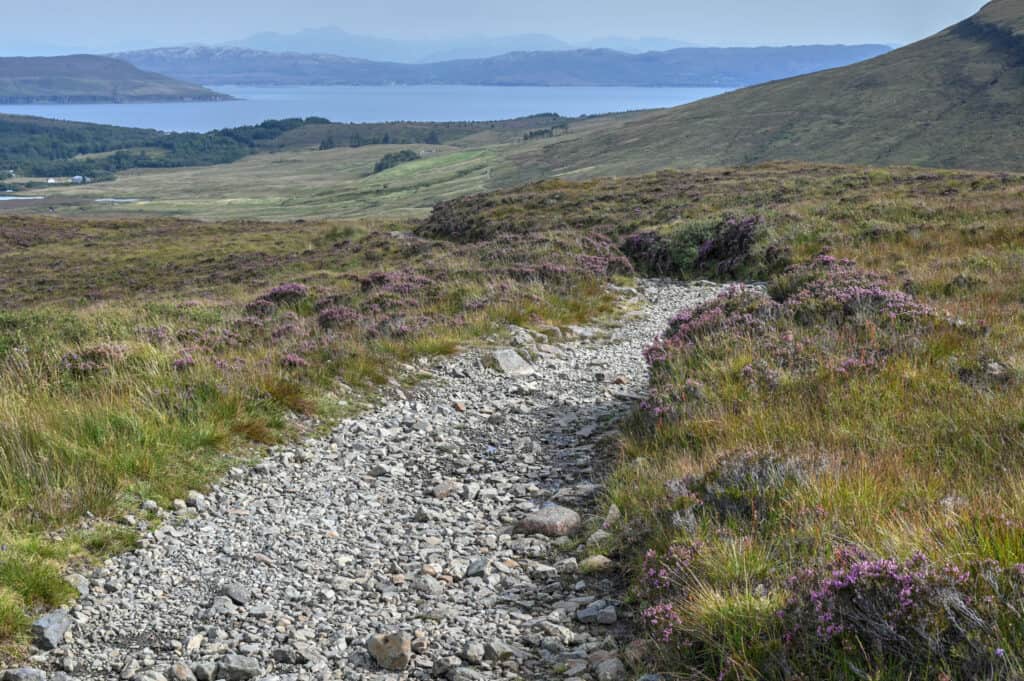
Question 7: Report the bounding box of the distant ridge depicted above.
[224,29,701,62]
[112,44,891,88]
[505,0,1024,174]
[228,28,575,63]
[0,55,229,104]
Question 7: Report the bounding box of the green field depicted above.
[8,115,625,220]
[21,145,497,220]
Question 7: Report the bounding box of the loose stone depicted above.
[31,609,72,650]
[517,504,581,537]
[366,632,413,671]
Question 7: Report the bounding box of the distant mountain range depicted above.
[113,44,891,88]
[226,28,698,63]
[0,55,229,104]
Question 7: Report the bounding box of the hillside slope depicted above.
[0,55,229,104]
[511,0,1024,174]
[113,44,890,87]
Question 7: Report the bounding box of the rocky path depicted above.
[12,281,718,681]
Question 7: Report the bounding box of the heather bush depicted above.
[280,353,309,369]
[172,351,196,371]
[244,297,276,317]
[644,287,778,365]
[262,282,309,303]
[622,231,675,276]
[317,305,361,330]
[773,255,933,327]
[693,215,763,277]
[60,343,129,376]
[359,270,432,295]
[782,548,1022,678]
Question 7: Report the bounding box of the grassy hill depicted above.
[506,0,1024,174]
[0,55,228,104]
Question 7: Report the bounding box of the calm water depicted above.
[0,85,731,133]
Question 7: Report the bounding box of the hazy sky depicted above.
[1,0,987,52]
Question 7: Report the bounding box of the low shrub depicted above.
[317,305,361,330]
[622,231,676,276]
[60,343,129,376]
[694,215,763,277]
[782,548,1021,678]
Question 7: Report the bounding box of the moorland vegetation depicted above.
[4,164,1024,681]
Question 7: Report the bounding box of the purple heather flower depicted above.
[281,353,309,368]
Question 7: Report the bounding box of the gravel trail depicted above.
[16,281,719,681]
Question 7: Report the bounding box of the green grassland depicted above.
[0,111,581,182]
[5,114,633,221]
[12,144,500,220]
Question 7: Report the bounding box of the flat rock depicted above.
[132,672,168,681]
[66,573,90,598]
[518,504,580,537]
[577,600,618,624]
[432,480,461,499]
[595,657,627,681]
[484,640,516,661]
[460,641,485,665]
[488,348,534,376]
[191,663,216,681]
[219,582,251,606]
[216,655,260,680]
[167,662,197,681]
[580,555,614,573]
